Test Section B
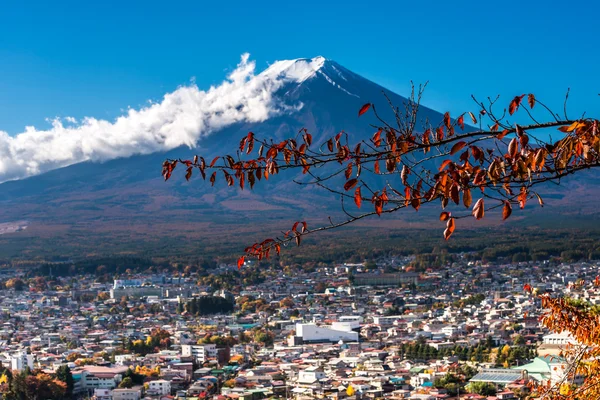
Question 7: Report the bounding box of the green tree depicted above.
[119,376,134,388]
[467,381,497,396]
[55,365,74,398]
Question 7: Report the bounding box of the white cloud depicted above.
[0,53,302,183]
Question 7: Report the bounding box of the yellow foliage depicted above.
[346,385,355,396]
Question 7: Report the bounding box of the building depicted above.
[290,323,359,344]
[353,272,419,286]
[112,386,143,400]
[10,351,34,371]
[110,286,163,299]
[148,379,171,395]
[73,366,128,395]
[181,344,217,364]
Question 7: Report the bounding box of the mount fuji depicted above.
[0,56,595,258]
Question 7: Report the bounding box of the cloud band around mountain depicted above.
[0,53,298,183]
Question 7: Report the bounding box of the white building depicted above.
[542,331,576,345]
[181,344,217,363]
[292,323,358,343]
[10,351,34,371]
[114,354,136,365]
[74,366,128,395]
[148,379,171,395]
[93,388,112,400]
[112,387,143,400]
[297,366,326,384]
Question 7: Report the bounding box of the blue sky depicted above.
[1,0,598,135]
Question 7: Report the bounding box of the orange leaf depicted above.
[438,159,452,172]
[463,188,472,208]
[518,187,527,209]
[472,198,485,220]
[444,217,455,240]
[358,103,371,117]
[237,256,245,269]
[209,156,220,168]
[354,187,362,208]
[439,211,451,221]
[372,129,382,147]
[450,141,467,155]
[502,201,512,220]
[508,138,519,158]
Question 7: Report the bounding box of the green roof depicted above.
[512,356,565,374]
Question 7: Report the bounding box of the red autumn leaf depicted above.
[450,141,467,155]
[443,112,451,129]
[209,156,220,167]
[358,103,371,117]
[372,129,382,147]
[508,94,525,116]
[528,93,536,109]
[327,139,334,152]
[304,133,312,146]
[436,126,444,141]
[237,256,245,269]
[344,178,358,191]
[457,115,465,130]
[439,211,451,221]
[354,187,362,208]
[502,200,512,220]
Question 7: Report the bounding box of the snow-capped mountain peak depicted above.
[261,56,358,97]
[261,56,328,83]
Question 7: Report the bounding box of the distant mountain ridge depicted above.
[0,56,597,259]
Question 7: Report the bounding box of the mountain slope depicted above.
[0,56,597,259]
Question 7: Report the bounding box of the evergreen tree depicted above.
[55,365,74,398]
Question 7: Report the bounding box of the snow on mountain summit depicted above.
[261,56,359,97]
[261,56,327,83]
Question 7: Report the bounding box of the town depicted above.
[0,256,596,400]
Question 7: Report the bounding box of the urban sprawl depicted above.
[0,256,595,400]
